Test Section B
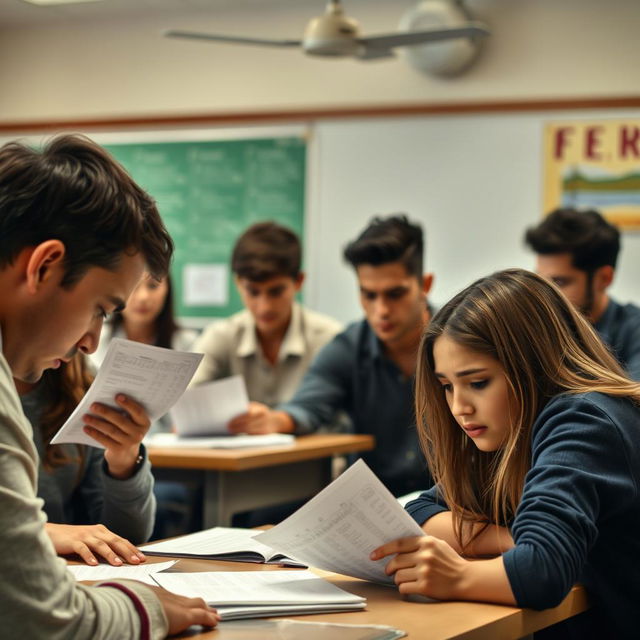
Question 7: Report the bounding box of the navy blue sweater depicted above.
[406,392,640,638]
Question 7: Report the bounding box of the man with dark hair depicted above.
[0,134,218,637]
[191,221,341,407]
[525,207,640,380]
[233,215,434,497]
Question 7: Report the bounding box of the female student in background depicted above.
[93,274,198,432]
[372,268,640,639]
[16,354,155,566]
[93,273,200,538]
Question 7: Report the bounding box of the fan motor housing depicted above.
[303,12,361,56]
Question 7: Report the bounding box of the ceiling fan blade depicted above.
[356,48,396,61]
[164,30,301,49]
[359,22,488,51]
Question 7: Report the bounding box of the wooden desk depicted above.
[140,556,589,639]
[147,434,375,528]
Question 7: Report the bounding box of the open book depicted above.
[140,527,305,567]
[152,570,366,620]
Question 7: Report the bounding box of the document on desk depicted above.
[51,338,203,448]
[170,375,249,436]
[139,526,304,567]
[254,459,424,585]
[152,570,366,620]
[144,432,295,449]
[67,559,177,585]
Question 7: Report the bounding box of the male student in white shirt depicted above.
[191,221,341,406]
[0,134,218,637]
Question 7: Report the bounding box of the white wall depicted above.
[306,110,640,324]
[1,0,639,121]
[0,0,638,324]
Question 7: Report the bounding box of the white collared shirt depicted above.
[191,303,342,406]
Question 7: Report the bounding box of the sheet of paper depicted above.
[183,263,228,306]
[152,570,365,606]
[139,526,279,559]
[170,375,249,436]
[145,432,295,449]
[51,338,203,447]
[255,460,424,585]
[67,560,177,585]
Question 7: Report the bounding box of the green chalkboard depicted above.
[104,137,306,319]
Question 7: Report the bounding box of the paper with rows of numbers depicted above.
[255,460,424,584]
[51,338,202,447]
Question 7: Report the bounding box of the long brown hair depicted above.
[415,268,640,552]
[40,354,94,471]
[110,274,178,349]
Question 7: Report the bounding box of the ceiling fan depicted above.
[164,0,489,63]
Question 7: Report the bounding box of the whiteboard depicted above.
[305,108,640,324]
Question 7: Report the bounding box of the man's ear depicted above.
[422,273,434,296]
[293,272,305,292]
[594,265,615,293]
[24,240,66,294]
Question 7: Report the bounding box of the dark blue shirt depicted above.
[594,297,640,380]
[406,392,640,639]
[278,319,430,497]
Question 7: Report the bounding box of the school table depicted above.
[137,555,591,639]
[147,433,375,528]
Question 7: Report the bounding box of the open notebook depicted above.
[151,570,366,621]
[140,527,305,567]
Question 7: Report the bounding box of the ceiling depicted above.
[0,0,332,28]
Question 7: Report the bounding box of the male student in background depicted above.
[525,207,640,380]
[191,221,342,406]
[0,135,218,637]
[229,215,434,497]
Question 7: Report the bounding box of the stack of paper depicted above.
[140,527,305,567]
[144,432,295,449]
[152,570,366,620]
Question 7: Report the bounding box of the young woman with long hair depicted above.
[371,268,640,638]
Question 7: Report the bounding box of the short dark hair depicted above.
[343,214,424,278]
[231,221,301,281]
[0,134,173,286]
[524,208,620,272]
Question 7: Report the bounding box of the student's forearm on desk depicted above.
[423,511,514,557]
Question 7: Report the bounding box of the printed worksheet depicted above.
[51,338,203,447]
[152,569,365,606]
[170,375,249,436]
[67,560,177,585]
[255,460,424,584]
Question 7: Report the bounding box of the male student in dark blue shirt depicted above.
[228,214,434,497]
[525,207,640,380]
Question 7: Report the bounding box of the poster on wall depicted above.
[543,119,640,231]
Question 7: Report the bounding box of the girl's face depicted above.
[122,275,168,326]
[432,334,517,452]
